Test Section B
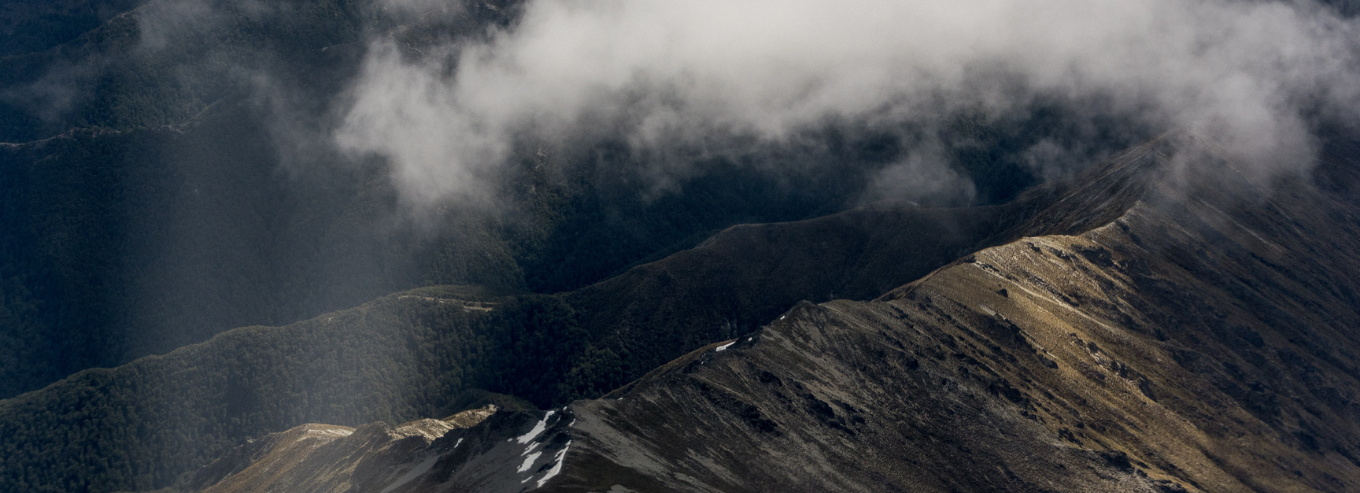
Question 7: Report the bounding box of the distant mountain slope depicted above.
[0,0,146,58]
[0,0,526,400]
[0,171,1038,491]
[3,0,1165,407]
[172,134,1360,492]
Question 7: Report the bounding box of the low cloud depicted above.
[377,0,466,18]
[865,143,977,206]
[0,60,97,125]
[337,0,1360,207]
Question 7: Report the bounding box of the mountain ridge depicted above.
[4,132,1358,492]
[161,133,1360,492]
[0,159,1051,492]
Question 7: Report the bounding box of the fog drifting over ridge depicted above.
[336,0,1360,208]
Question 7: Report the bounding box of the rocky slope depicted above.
[178,133,1360,492]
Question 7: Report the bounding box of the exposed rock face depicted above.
[183,134,1360,492]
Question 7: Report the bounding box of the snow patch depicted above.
[517,451,542,473]
[536,441,572,488]
[522,441,542,456]
[715,341,735,352]
[515,411,555,444]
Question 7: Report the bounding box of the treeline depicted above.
[0,286,615,493]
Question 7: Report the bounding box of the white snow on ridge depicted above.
[715,341,735,352]
[517,451,543,473]
[522,441,542,456]
[515,411,555,444]
[536,441,572,488]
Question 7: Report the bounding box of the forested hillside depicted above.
[0,188,1033,492]
[0,0,1155,400]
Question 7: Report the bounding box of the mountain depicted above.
[0,138,1083,492]
[162,133,1360,492]
[0,176,1043,493]
[0,0,525,400]
[4,1,1360,492]
[1,15,1139,486]
[2,0,1172,403]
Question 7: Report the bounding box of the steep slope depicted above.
[552,134,1177,401]
[178,134,1360,492]
[548,136,1360,491]
[0,187,1030,491]
[556,200,1023,400]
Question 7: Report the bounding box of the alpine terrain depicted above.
[61,132,1360,492]
[4,0,1360,492]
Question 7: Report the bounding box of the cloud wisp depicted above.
[336,0,1360,208]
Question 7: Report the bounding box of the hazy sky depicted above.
[335,0,1360,207]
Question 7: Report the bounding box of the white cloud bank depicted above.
[335,0,1360,207]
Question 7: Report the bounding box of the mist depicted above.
[336,0,1360,209]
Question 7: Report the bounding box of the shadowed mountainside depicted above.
[539,135,1360,492]
[0,0,1157,403]
[0,154,1049,492]
[173,133,1360,492]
